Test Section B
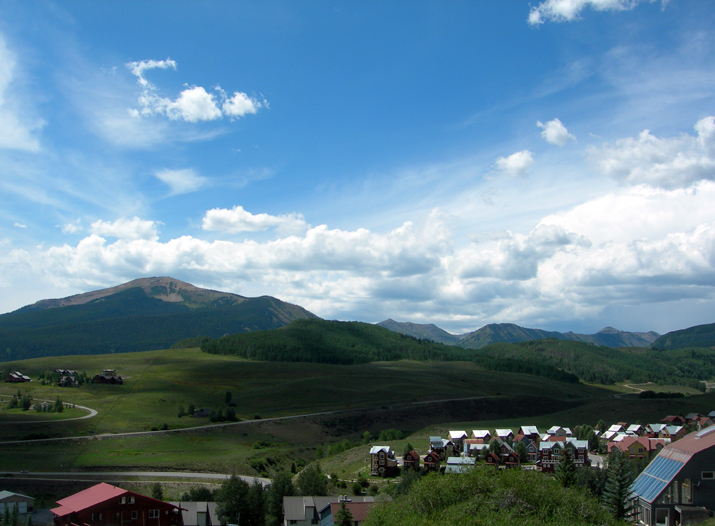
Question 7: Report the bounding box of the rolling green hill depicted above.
[0,277,315,361]
[201,318,469,364]
[651,322,715,350]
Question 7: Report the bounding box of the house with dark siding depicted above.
[632,426,715,525]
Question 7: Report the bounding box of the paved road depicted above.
[0,396,97,422]
[0,471,270,487]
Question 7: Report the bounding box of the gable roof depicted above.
[369,446,392,455]
[403,450,420,461]
[0,491,34,502]
[495,428,513,437]
[327,502,375,522]
[472,429,491,438]
[51,483,177,518]
[53,483,127,516]
[519,425,539,435]
[632,426,715,503]
[449,430,467,440]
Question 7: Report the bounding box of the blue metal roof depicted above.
[631,456,685,503]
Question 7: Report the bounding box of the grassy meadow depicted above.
[0,346,708,478]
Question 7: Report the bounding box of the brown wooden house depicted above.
[52,483,184,526]
[423,450,441,472]
[403,450,420,472]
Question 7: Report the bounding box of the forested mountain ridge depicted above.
[0,277,316,361]
[379,320,660,348]
[651,322,715,350]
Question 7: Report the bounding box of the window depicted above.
[121,497,126,504]
[131,511,138,520]
[91,514,97,521]
[148,510,159,519]
[702,471,714,479]
[129,497,135,504]
[683,478,692,504]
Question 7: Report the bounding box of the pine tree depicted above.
[603,449,633,520]
[334,501,354,526]
[151,482,163,501]
[555,446,577,488]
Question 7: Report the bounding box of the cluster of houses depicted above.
[370,425,590,476]
[368,412,714,478]
[3,371,31,383]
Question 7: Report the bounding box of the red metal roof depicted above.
[55,483,127,513]
[329,502,375,523]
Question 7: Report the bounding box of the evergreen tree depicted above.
[402,443,414,456]
[555,446,577,488]
[10,505,18,526]
[26,512,33,526]
[266,472,294,526]
[150,482,163,501]
[603,449,633,520]
[335,501,354,526]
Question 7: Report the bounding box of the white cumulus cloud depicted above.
[90,217,161,241]
[13,223,26,229]
[537,118,576,146]
[587,116,715,188]
[126,59,265,123]
[202,206,308,235]
[528,0,661,26]
[494,150,534,177]
[154,168,207,195]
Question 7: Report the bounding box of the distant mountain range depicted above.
[1,276,712,364]
[0,277,315,361]
[377,319,660,349]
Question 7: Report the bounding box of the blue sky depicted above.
[1,0,715,335]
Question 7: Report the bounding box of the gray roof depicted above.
[0,491,34,502]
[445,457,475,474]
[169,502,217,526]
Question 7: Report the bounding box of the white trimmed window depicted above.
[148,510,159,519]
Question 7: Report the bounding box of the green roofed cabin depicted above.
[631,425,715,526]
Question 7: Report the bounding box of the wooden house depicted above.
[51,483,183,526]
[632,426,715,526]
[471,430,491,443]
[370,446,397,477]
[423,450,441,472]
[403,450,420,472]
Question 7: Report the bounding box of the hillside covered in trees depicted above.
[478,339,714,387]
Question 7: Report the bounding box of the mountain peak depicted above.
[19,276,246,312]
